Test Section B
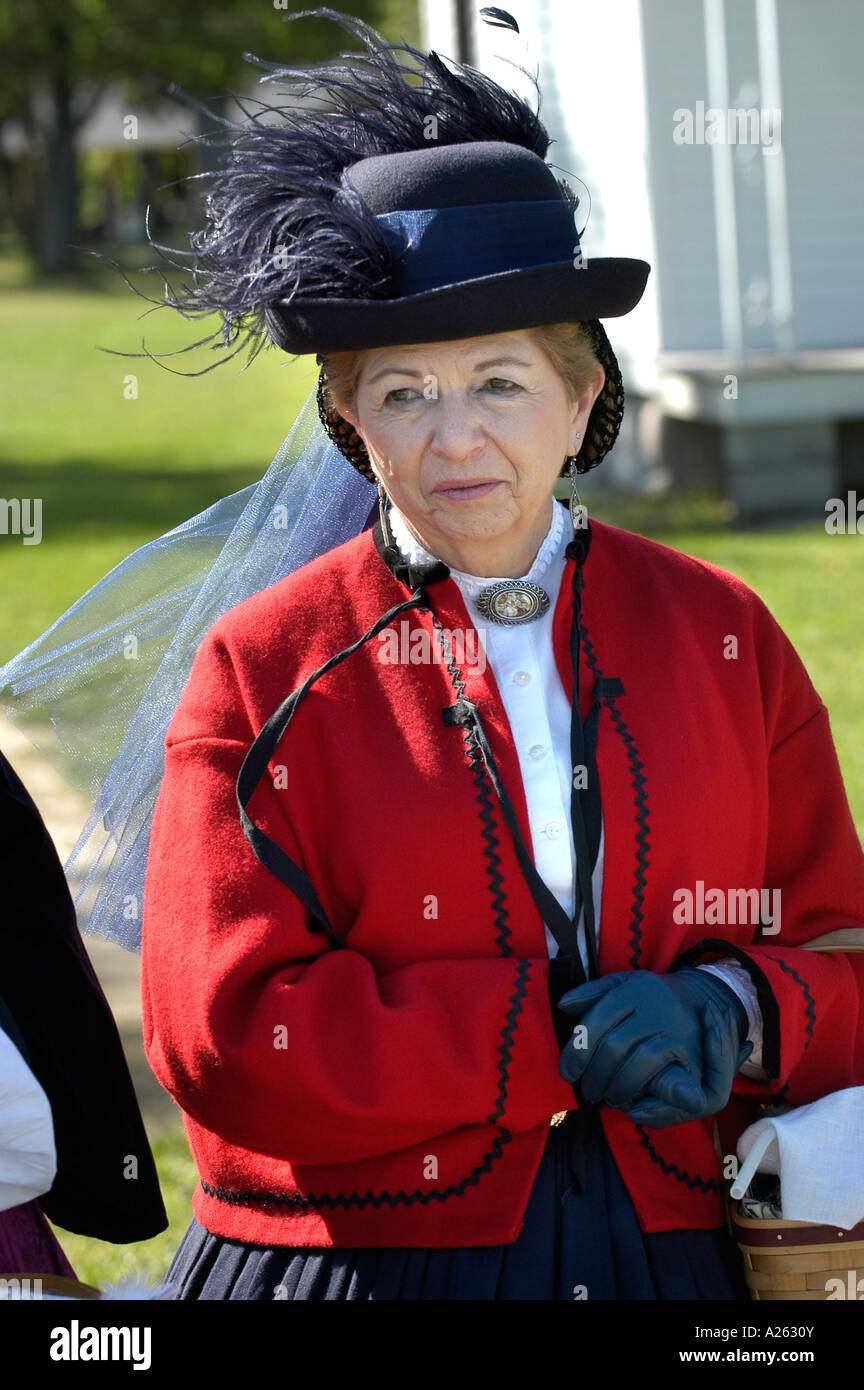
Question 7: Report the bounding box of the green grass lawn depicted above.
[0,259,316,1290]
[0,252,319,663]
[48,1125,199,1292]
[3,259,863,1291]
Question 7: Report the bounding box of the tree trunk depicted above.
[39,20,78,273]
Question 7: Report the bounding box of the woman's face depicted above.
[338,329,605,577]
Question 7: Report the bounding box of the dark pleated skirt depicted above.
[166,1112,749,1301]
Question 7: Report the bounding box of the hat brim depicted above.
[266,257,650,354]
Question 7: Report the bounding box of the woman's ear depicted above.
[337,400,359,430]
[569,362,606,452]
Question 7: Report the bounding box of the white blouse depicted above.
[0,1021,57,1212]
[388,499,767,1075]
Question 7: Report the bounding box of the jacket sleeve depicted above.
[141,628,577,1167]
[674,596,864,1107]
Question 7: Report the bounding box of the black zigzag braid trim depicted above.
[430,611,513,958]
[774,957,816,1053]
[636,1125,724,1194]
[486,957,529,1125]
[201,1129,514,1212]
[579,616,650,969]
[199,961,531,1213]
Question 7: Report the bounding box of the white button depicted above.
[512,671,531,685]
[544,821,563,839]
[529,745,547,760]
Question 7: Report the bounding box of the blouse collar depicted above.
[387,497,568,598]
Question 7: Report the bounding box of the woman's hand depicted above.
[557,968,753,1127]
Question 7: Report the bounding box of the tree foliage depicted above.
[0,0,420,270]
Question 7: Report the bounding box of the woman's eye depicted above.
[383,387,418,404]
[483,378,520,393]
[383,378,520,403]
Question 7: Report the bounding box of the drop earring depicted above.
[377,479,396,549]
[567,434,587,532]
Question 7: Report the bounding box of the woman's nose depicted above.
[427,395,486,459]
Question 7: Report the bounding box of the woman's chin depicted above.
[424,499,518,538]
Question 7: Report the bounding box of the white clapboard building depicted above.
[420,0,864,517]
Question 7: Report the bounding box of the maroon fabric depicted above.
[0,1199,75,1277]
[733,1218,864,1248]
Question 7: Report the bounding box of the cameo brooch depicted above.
[476,581,550,626]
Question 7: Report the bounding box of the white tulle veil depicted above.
[0,387,376,950]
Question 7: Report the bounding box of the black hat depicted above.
[267,141,648,353]
[298,140,648,479]
[140,9,649,474]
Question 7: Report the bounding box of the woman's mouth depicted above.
[433,480,502,502]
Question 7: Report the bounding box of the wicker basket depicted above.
[728,927,864,1300]
[732,1207,864,1300]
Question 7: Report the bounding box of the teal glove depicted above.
[557,967,754,1127]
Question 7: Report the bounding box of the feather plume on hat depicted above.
[104,6,569,375]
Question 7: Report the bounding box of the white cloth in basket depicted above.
[736,1086,864,1229]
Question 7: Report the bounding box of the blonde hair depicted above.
[320,321,601,420]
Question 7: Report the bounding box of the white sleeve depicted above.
[697,959,771,1081]
[0,1021,57,1212]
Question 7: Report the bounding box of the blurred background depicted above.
[0,0,861,1287]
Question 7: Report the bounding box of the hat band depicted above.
[374,199,579,296]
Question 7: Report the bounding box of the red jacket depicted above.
[141,512,864,1247]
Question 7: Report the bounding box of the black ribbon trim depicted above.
[237,506,610,1003]
[443,696,585,965]
[570,566,600,981]
[236,588,429,949]
[439,541,616,1077]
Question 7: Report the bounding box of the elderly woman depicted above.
[136,13,864,1301]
